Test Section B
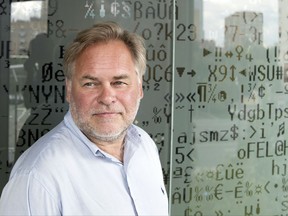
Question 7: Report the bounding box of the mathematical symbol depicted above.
[186,148,194,162]
[152,107,162,123]
[208,84,217,103]
[250,125,256,138]
[84,2,95,19]
[215,210,223,216]
[248,83,257,101]
[239,69,246,77]
[203,48,212,57]
[225,51,233,58]
[176,67,185,77]
[264,181,270,193]
[186,92,195,103]
[187,69,196,78]
[175,93,185,103]
[164,93,171,103]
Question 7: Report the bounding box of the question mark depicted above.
[154,23,163,40]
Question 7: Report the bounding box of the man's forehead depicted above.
[79,60,134,72]
[79,50,133,67]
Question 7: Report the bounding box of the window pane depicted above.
[1,0,288,215]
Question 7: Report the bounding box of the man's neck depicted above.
[82,129,127,162]
[96,141,125,162]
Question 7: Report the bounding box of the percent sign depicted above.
[245,181,253,197]
[84,1,95,19]
[152,107,162,123]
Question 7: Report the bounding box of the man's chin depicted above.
[92,131,126,142]
[84,126,128,142]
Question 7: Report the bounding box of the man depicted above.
[0,21,168,215]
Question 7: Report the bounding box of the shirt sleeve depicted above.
[0,171,61,216]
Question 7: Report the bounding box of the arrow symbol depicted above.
[175,93,185,103]
[215,210,223,216]
[186,148,194,162]
[203,48,212,57]
[239,69,246,77]
[186,92,195,102]
[264,181,270,193]
[225,51,233,58]
[164,93,171,103]
[187,69,196,77]
[176,67,185,77]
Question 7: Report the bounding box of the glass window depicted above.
[0,0,287,215]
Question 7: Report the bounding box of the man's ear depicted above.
[65,78,72,103]
[139,80,144,99]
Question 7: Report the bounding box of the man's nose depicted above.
[97,85,116,105]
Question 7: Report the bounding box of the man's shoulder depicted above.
[11,121,72,175]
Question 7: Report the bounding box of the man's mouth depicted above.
[93,111,121,117]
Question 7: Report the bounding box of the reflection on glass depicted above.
[203,0,278,47]
[3,0,288,215]
[9,1,48,163]
[171,0,288,215]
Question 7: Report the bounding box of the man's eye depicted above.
[83,82,95,87]
[113,81,126,86]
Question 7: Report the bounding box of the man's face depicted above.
[66,40,143,143]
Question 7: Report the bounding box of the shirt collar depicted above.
[123,125,142,164]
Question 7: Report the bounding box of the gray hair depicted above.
[63,21,146,80]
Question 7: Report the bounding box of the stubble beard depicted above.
[69,98,141,143]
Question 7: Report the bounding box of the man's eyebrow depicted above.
[81,75,98,81]
[81,74,130,80]
[113,75,129,80]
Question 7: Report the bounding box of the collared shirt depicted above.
[0,111,168,216]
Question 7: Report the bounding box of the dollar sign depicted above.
[111,0,120,17]
[230,124,239,140]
